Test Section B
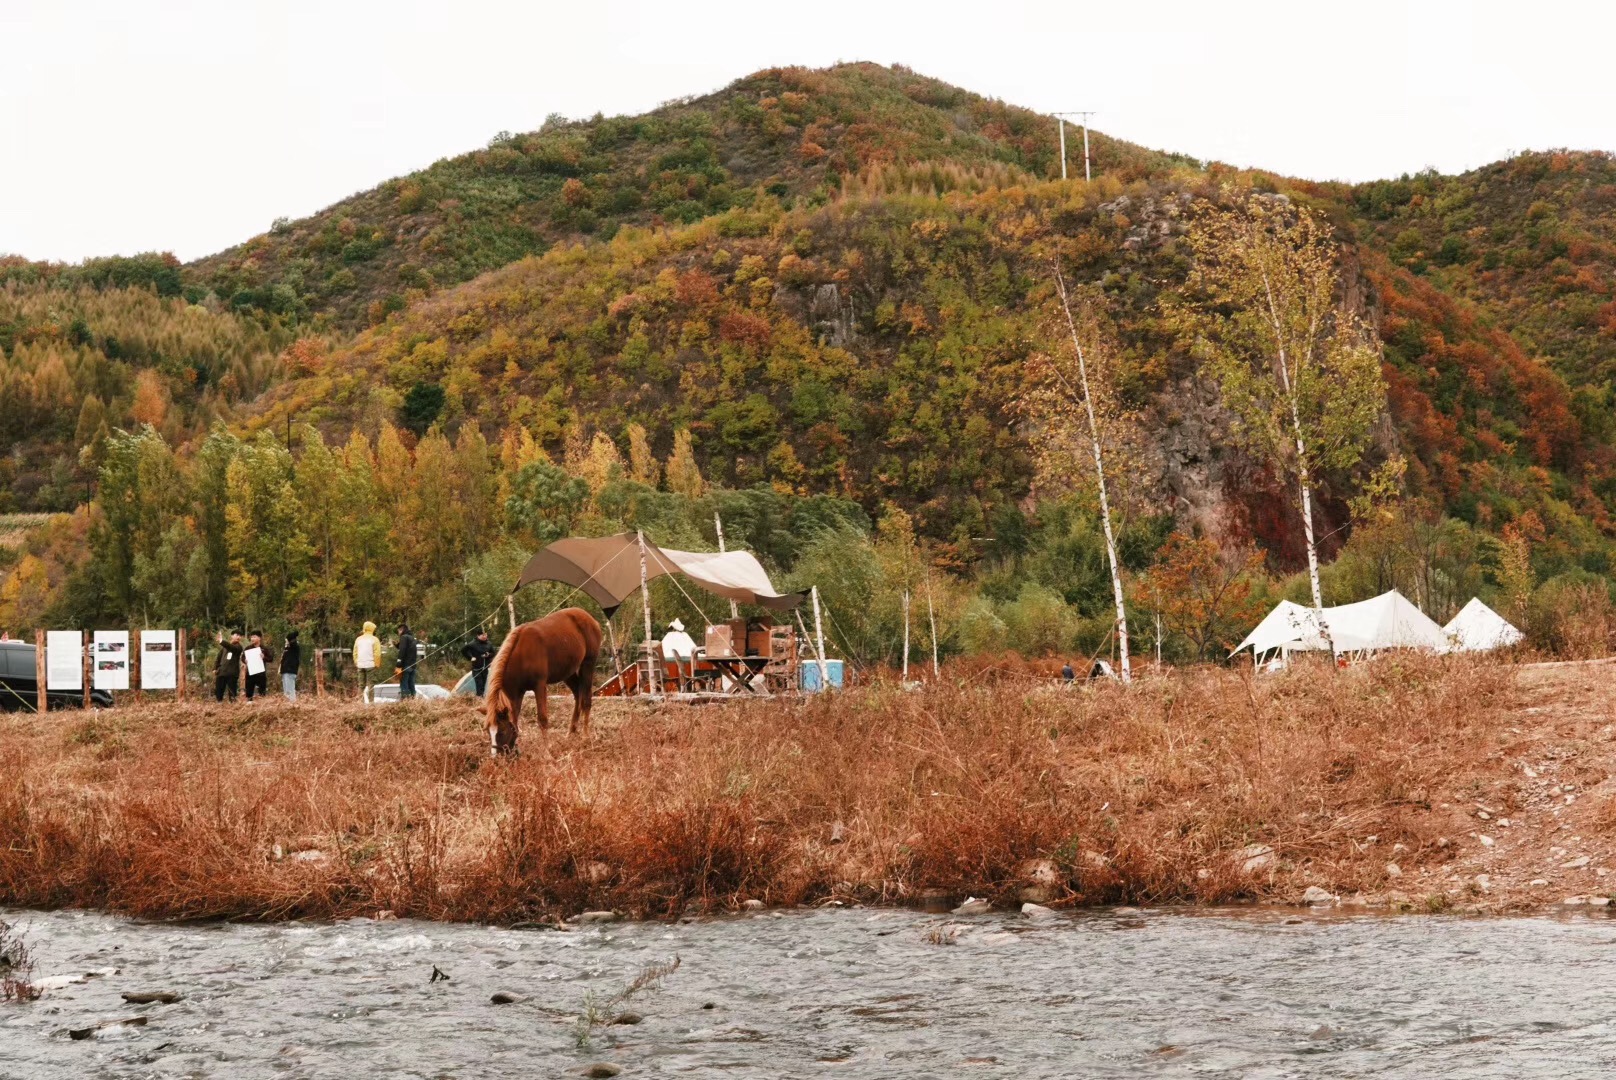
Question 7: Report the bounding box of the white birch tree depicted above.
[1176,196,1385,618]
[1029,270,1134,681]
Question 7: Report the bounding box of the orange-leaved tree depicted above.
[1137,532,1268,663]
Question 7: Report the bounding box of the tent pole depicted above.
[811,586,829,691]
[604,615,620,672]
[714,513,740,620]
[638,530,659,695]
[507,594,517,634]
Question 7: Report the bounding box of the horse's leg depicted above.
[566,673,586,735]
[577,650,595,734]
[532,680,549,736]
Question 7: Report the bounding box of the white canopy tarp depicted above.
[1235,590,1450,657]
[514,533,804,614]
[1233,599,1331,656]
[1443,597,1524,652]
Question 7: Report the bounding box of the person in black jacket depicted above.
[396,624,418,699]
[461,629,494,697]
[280,630,302,701]
[214,631,244,702]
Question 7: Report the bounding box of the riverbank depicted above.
[1,656,1612,921]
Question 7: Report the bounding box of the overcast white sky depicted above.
[4,0,1613,263]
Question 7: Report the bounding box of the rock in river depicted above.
[490,991,526,1004]
[122,991,181,1004]
[952,897,992,915]
[584,1064,622,1078]
[68,1016,147,1040]
[575,911,620,924]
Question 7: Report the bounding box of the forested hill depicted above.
[185,63,1193,330]
[3,63,1616,652]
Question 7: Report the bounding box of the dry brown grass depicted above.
[0,655,1524,922]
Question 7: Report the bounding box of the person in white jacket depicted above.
[353,620,381,699]
[661,618,698,692]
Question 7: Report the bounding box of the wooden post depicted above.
[810,586,829,691]
[925,568,940,678]
[82,630,90,708]
[315,643,326,699]
[177,628,187,701]
[132,629,142,704]
[637,531,658,695]
[901,590,911,682]
[35,629,46,714]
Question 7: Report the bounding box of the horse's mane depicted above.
[486,622,519,707]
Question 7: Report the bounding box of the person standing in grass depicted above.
[396,623,418,700]
[213,630,244,702]
[280,629,302,701]
[461,628,494,697]
[353,621,381,700]
[243,630,270,701]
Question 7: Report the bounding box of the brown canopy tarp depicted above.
[514,533,805,615]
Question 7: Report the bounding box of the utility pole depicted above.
[1054,112,1096,182]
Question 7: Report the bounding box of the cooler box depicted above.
[799,659,844,692]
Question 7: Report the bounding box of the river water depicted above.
[3,905,1616,1078]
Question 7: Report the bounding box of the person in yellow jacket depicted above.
[353,621,382,699]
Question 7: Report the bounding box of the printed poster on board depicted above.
[93,630,130,691]
[140,629,177,690]
[244,646,266,677]
[45,630,82,690]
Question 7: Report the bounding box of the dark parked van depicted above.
[0,640,114,710]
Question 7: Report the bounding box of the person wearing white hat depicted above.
[661,618,697,692]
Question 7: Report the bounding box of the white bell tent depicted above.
[1443,597,1524,652]
[1235,590,1451,664]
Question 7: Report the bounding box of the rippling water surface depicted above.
[4,905,1616,1078]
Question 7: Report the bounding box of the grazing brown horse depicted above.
[484,607,602,755]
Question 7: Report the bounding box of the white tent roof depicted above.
[1234,599,1331,655]
[1443,597,1524,652]
[1323,590,1451,653]
[1235,590,1450,656]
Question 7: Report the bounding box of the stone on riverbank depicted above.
[1021,903,1056,918]
[1301,886,1335,905]
[575,911,620,924]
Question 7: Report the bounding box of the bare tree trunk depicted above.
[1263,269,1331,641]
[1053,271,1131,682]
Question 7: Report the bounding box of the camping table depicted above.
[703,654,771,694]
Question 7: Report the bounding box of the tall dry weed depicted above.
[0,656,1514,920]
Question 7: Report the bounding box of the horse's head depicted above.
[485,689,518,757]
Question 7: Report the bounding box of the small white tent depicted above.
[1444,597,1524,652]
[1233,599,1332,658]
[1234,590,1450,662]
